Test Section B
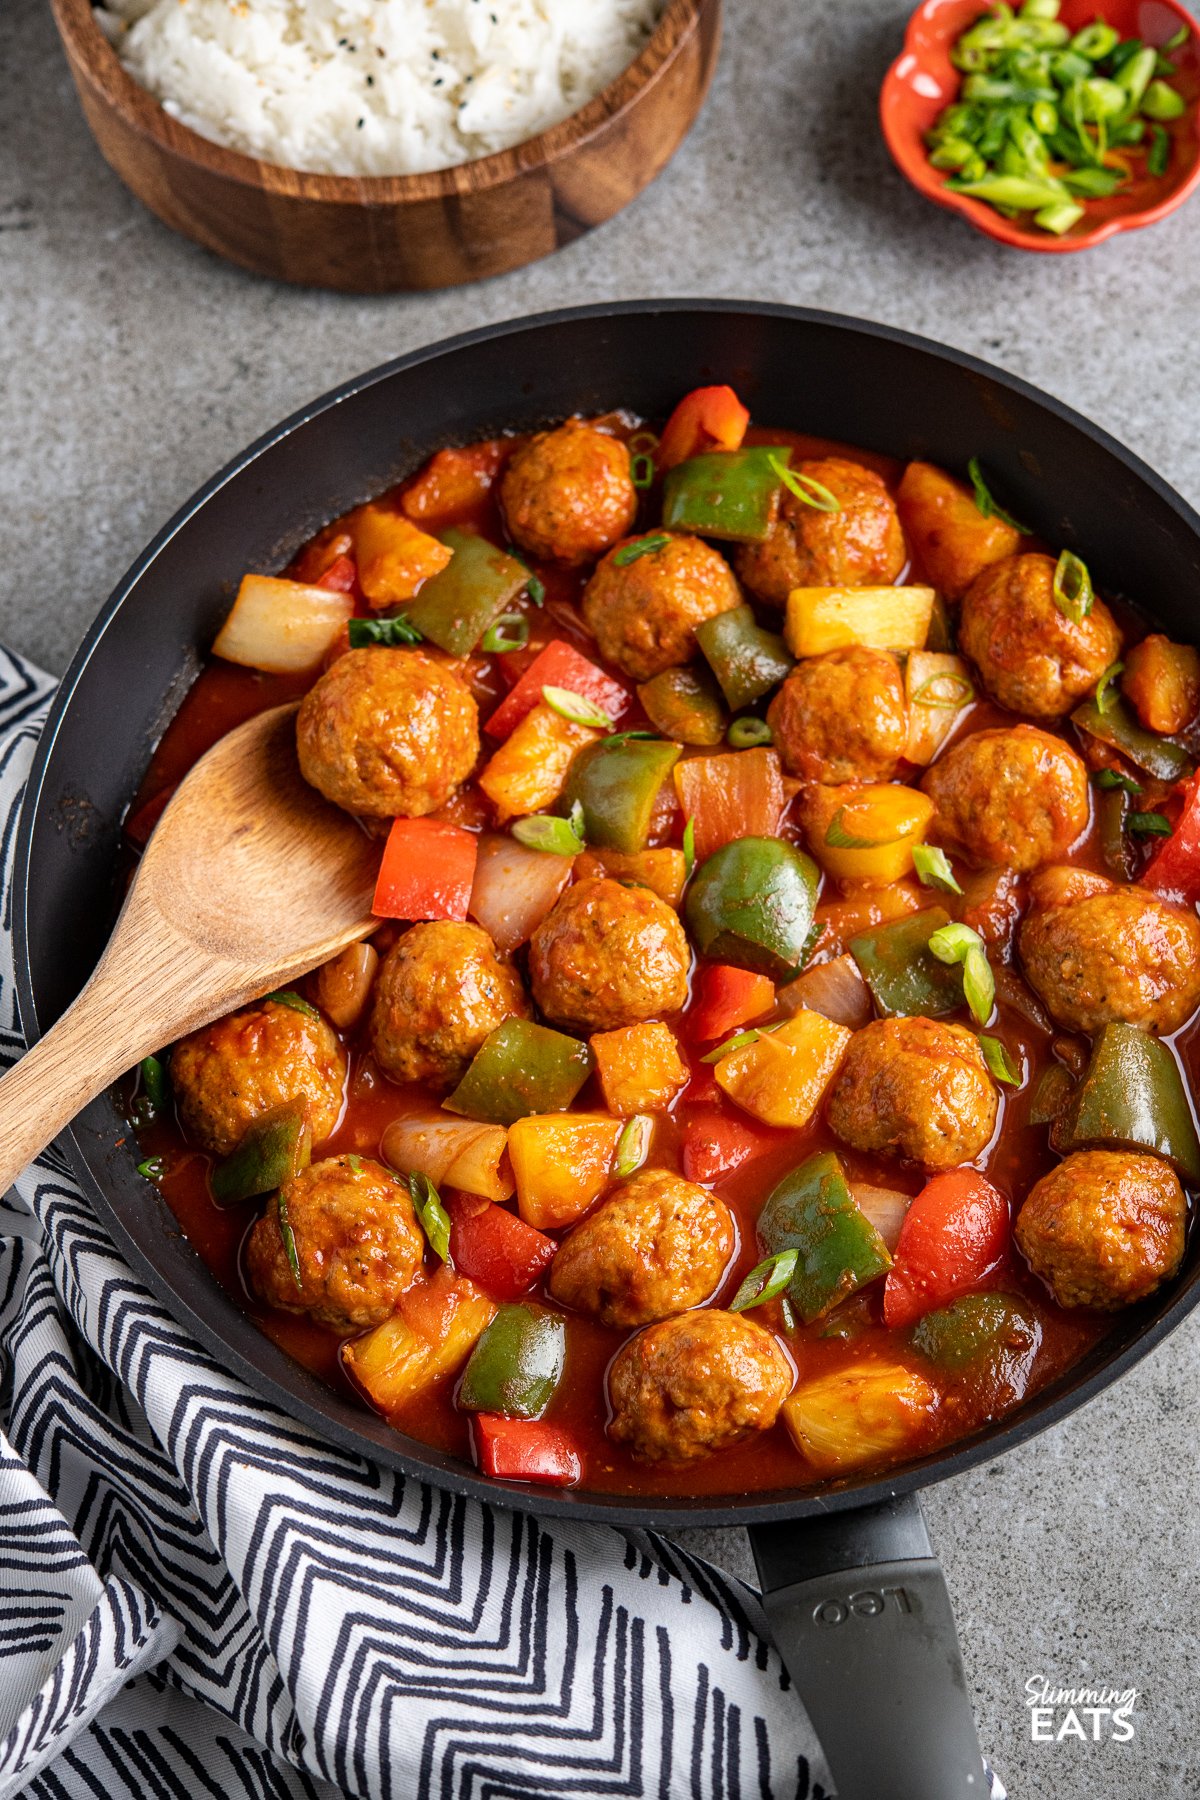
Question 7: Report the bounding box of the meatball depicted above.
[921,725,1089,873]
[245,1155,424,1331]
[369,921,529,1091]
[1019,870,1200,1035]
[768,647,907,784]
[735,457,906,608]
[500,419,637,566]
[581,534,742,682]
[608,1309,793,1463]
[296,648,479,819]
[529,877,691,1033]
[1015,1149,1186,1310]
[171,997,346,1157]
[549,1169,736,1328]
[827,1016,998,1170]
[959,553,1122,719]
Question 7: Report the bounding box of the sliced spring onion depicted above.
[1052,548,1094,624]
[480,612,529,654]
[265,989,320,1021]
[348,614,423,648]
[1035,200,1085,234]
[1163,24,1190,51]
[825,807,900,851]
[1094,661,1125,714]
[912,670,975,709]
[1148,124,1172,175]
[1092,767,1142,795]
[542,685,614,730]
[928,921,995,1026]
[409,1170,453,1265]
[615,1114,654,1178]
[728,717,774,749]
[511,814,585,857]
[767,453,842,514]
[277,1189,303,1290]
[979,1034,1022,1086]
[136,1157,164,1180]
[613,533,671,568]
[682,816,696,878]
[1127,810,1173,837]
[140,1054,168,1112]
[628,429,661,456]
[631,453,656,490]
[966,457,1031,533]
[1143,78,1186,119]
[701,1025,775,1064]
[913,844,964,894]
[780,1295,798,1333]
[729,1248,800,1314]
[347,1153,363,1174]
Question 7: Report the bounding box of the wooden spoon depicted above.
[0,704,379,1195]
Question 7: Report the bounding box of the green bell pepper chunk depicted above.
[758,1149,893,1325]
[1072,695,1191,783]
[849,908,965,1018]
[445,1019,593,1126]
[404,528,530,657]
[1050,1021,1200,1183]
[912,1293,1040,1375]
[1095,783,1134,879]
[210,1104,312,1206]
[637,666,727,746]
[1028,1062,1074,1126]
[686,836,820,980]
[695,604,794,710]
[458,1303,566,1419]
[661,447,791,544]
[560,736,682,855]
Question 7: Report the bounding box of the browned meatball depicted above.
[1015,1150,1186,1309]
[369,921,530,1090]
[297,648,479,818]
[959,553,1122,719]
[921,725,1090,873]
[827,1016,998,1170]
[608,1310,793,1463]
[735,457,906,608]
[500,420,637,566]
[1019,869,1200,1035]
[581,534,742,682]
[768,647,907,784]
[245,1155,424,1330]
[171,997,346,1157]
[549,1169,736,1328]
[529,877,691,1033]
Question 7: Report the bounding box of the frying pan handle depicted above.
[749,1492,987,1800]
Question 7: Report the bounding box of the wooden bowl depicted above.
[48,0,721,291]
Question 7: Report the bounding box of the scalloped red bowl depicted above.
[882,0,1200,251]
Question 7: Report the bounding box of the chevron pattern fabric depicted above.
[0,647,1004,1800]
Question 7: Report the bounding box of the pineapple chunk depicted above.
[896,460,1021,601]
[714,1009,851,1129]
[785,585,934,658]
[342,1267,496,1415]
[507,1113,622,1229]
[575,847,688,906]
[478,702,599,824]
[799,783,935,887]
[591,1022,689,1116]
[350,504,452,609]
[781,1361,936,1475]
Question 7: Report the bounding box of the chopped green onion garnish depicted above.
[136,1157,164,1181]
[1163,24,1190,51]
[1148,124,1171,176]
[526,572,546,606]
[613,534,671,567]
[348,614,423,648]
[728,717,774,749]
[979,1035,1021,1086]
[825,807,900,850]
[767,453,842,514]
[912,671,975,709]
[542,685,614,730]
[682,817,696,878]
[928,921,995,1026]
[631,453,656,490]
[347,1154,363,1174]
[615,1114,654,1178]
[1094,661,1125,714]
[730,1248,800,1314]
[780,1295,798,1333]
[1052,548,1094,624]
[1128,810,1173,837]
[966,457,1032,533]
[277,1189,304,1290]
[265,989,320,1020]
[1035,200,1085,234]
[701,1025,775,1064]
[1142,78,1186,119]
[409,1170,453,1265]
[511,814,585,857]
[140,1054,168,1112]
[480,612,529,654]
[913,844,964,894]
[1092,767,1142,795]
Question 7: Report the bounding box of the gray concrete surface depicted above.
[4,0,1200,1791]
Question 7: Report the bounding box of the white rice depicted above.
[95,0,664,177]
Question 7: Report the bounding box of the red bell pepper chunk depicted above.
[446,1195,556,1302]
[473,1415,582,1487]
[883,1169,1010,1330]
[682,1110,773,1183]
[687,962,775,1043]
[1141,771,1200,905]
[484,639,630,740]
[316,553,358,593]
[372,818,478,921]
[656,385,751,472]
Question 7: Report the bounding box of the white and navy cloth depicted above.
[0,647,1004,1800]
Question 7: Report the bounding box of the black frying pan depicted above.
[15,302,1200,1799]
